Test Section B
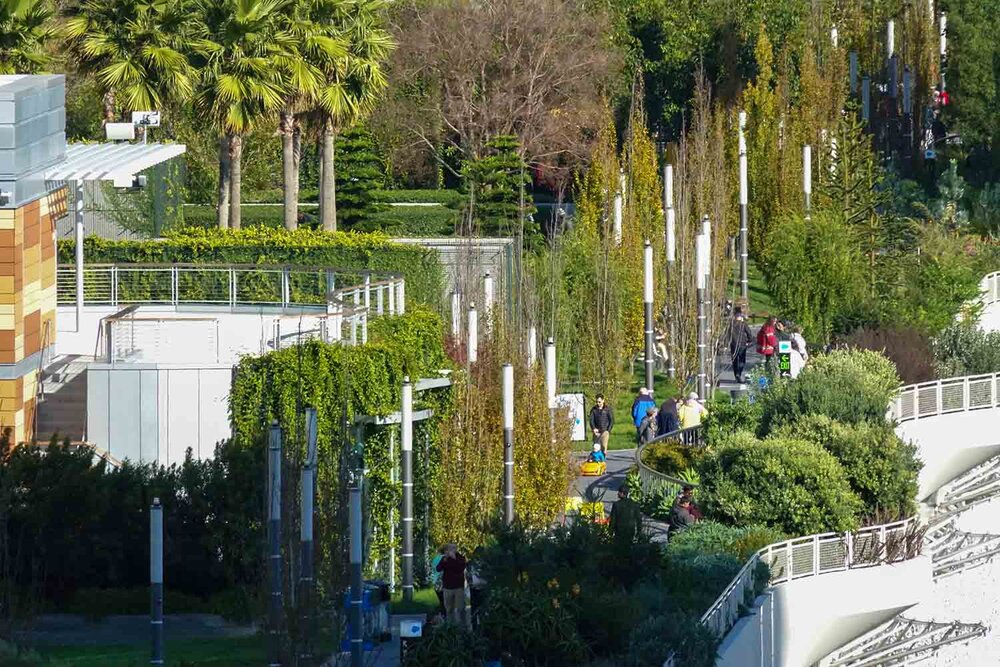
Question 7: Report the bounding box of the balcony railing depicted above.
[982,271,1000,306]
[890,373,1000,424]
[700,518,921,638]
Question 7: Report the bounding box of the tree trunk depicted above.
[321,117,337,232]
[280,108,297,230]
[217,135,231,229]
[292,119,302,225]
[229,133,243,230]
[102,90,116,123]
[317,136,324,223]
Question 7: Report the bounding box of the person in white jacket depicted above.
[789,325,808,379]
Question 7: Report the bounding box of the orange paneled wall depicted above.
[0,188,63,444]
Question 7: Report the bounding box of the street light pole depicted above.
[696,234,708,401]
[738,111,749,303]
[400,378,414,602]
[467,303,478,364]
[803,145,812,217]
[643,240,654,392]
[150,498,164,667]
[502,364,514,524]
[268,423,283,667]
[664,164,676,379]
[299,409,317,665]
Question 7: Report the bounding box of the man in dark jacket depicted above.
[436,544,468,626]
[668,497,697,536]
[609,486,642,544]
[729,308,753,383]
[589,394,614,454]
[656,396,680,435]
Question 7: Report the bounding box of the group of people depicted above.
[586,389,709,463]
[728,307,809,382]
[430,543,487,629]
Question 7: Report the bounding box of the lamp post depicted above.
[664,164,676,379]
[267,423,282,667]
[150,498,164,667]
[502,364,514,524]
[400,379,414,602]
[803,145,812,216]
[468,303,478,364]
[527,325,537,366]
[643,240,654,392]
[613,169,623,246]
[451,291,461,338]
[544,338,556,407]
[299,409,317,665]
[738,112,749,302]
[483,272,494,326]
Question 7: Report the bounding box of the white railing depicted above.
[700,518,920,638]
[57,263,406,317]
[889,373,1000,424]
[981,271,1000,306]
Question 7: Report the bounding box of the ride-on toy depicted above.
[579,459,607,476]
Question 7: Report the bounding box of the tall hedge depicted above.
[57,227,445,308]
[229,308,449,586]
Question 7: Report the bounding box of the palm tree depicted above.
[190,0,290,229]
[277,0,345,230]
[0,0,53,74]
[61,0,193,123]
[314,0,392,232]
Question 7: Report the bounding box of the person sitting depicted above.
[668,497,697,535]
[588,443,606,463]
[674,486,703,521]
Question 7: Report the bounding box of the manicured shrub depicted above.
[401,622,486,667]
[641,439,700,476]
[59,227,445,308]
[480,586,588,666]
[772,415,921,520]
[698,432,863,536]
[704,396,763,444]
[933,322,1000,377]
[353,205,460,236]
[665,521,786,562]
[758,349,900,434]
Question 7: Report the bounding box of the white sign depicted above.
[400,619,422,638]
[132,110,161,127]
[778,340,792,354]
[554,393,586,441]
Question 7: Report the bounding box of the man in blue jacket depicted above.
[631,387,656,440]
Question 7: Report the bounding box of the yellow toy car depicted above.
[579,459,607,476]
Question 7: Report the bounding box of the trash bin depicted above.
[399,619,423,661]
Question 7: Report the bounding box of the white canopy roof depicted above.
[45,142,187,188]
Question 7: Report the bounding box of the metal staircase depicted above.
[929,456,1000,528]
[820,616,987,667]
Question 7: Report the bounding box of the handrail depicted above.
[699,517,921,638]
[889,372,1000,424]
[634,424,704,492]
[58,262,403,279]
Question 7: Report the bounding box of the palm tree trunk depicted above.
[102,91,116,123]
[321,117,337,232]
[217,135,231,229]
[292,119,302,223]
[229,133,243,230]
[317,136,324,223]
[280,108,297,230]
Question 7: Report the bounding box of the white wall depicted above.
[87,363,232,466]
[717,556,932,667]
[981,300,1000,334]
[896,409,1000,501]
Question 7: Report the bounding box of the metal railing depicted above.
[56,263,406,316]
[889,373,1000,423]
[634,425,704,495]
[700,518,920,638]
[981,271,1000,306]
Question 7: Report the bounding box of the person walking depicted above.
[638,406,658,444]
[728,308,753,383]
[757,316,778,372]
[609,485,642,544]
[789,324,809,379]
[656,395,680,436]
[589,394,614,455]
[678,392,708,429]
[631,387,656,438]
[436,544,468,626]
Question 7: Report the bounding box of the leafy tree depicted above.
[933,322,1000,376]
[313,0,393,231]
[699,431,863,536]
[189,0,290,229]
[0,0,52,74]
[462,134,538,240]
[932,159,970,230]
[763,210,864,343]
[61,0,194,122]
[334,125,386,229]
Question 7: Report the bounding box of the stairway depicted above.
[36,357,90,443]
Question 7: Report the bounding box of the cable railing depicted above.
[634,425,704,495]
[700,517,921,638]
[56,263,406,317]
[889,373,1000,424]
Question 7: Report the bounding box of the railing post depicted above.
[376,284,384,315]
[229,268,236,308]
[936,383,942,415]
[963,377,970,410]
[364,273,371,312]
[388,279,396,315]
[105,319,115,363]
[361,312,368,345]
[786,542,793,581]
[282,268,291,308]
[111,265,119,306]
[813,536,819,575]
[847,531,854,567]
[171,267,178,306]
[397,280,405,316]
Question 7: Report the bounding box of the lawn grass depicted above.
[41,635,268,667]
[390,586,439,616]
[746,260,776,322]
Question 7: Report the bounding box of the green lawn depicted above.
[40,636,272,667]
[746,260,776,322]
[390,586,439,616]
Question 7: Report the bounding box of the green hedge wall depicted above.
[229,308,449,581]
[58,227,445,307]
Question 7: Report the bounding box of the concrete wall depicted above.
[87,363,231,466]
[981,299,1000,333]
[896,408,1000,501]
[716,556,932,667]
